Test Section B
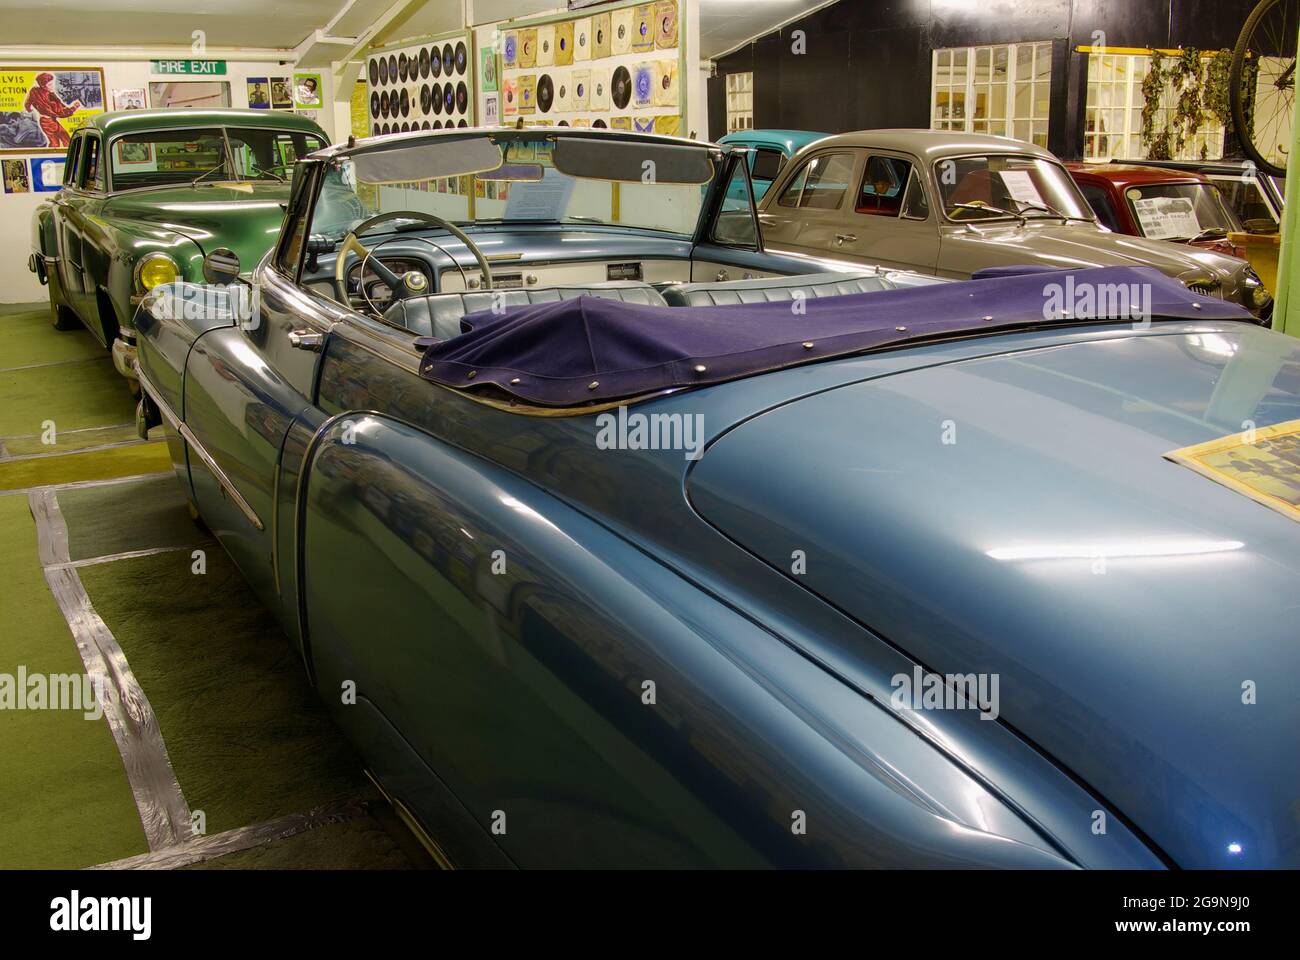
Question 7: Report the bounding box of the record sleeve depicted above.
[503,78,518,116]
[611,8,633,55]
[592,12,612,59]
[573,17,592,62]
[633,63,653,108]
[632,4,656,53]
[653,59,677,107]
[518,74,537,115]
[590,67,610,111]
[519,28,537,68]
[503,31,518,67]
[571,69,591,110]
[555,21,575,66]
[655,0,679,48]
[537,25,555,67]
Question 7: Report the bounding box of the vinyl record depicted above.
[381,122,390,135]
[378,57,389,85]
[555,22,574,66]
[401,122,410,133]
[656,0,679,48]
[519,28,537,68]
[634,64,652,107]
[556,79,570,113]
[433,120,442,130]
[457,119,468,128]
[558,120,570,127]
[387,55,398,83]
[456,81,468,114]
[537,74,554,114]
[370,91,380,118]
[592,118,607,128]
[442,44,455,75]
[431,45,442,78]
[398,52,408,81]
[368,59,379,86]
[443,83,456,114]
[593,13,611,58]
[611,65,632,110]
[422,120,431,130]
[537,25,555,67]
[572,70,590,109]
[455,41,468,75]
[380,90,390,117]
[574,17,592,62]
[373,121,380,135]
[612,8,633,55]
[419,46,430,79]
[399,87,410,117]
[420,84,432,114]
[653,60,677,107]
[633,4,655,52]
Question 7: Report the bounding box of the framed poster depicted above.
[112,87,147,110]
[246,77,271,109]
[30,156,65,191]
[114,140,153,165]
[2,157,30,193]
[294,73,322,107]
[270,77,293,109]
[0,67,106,153]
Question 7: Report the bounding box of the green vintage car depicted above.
[28,109,329,387]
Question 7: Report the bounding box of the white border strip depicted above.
[0,470,173,498]
[30,487,193,851]
[87,798,369,870]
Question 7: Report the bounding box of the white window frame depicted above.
[725,71,753,133]
[931,42,1053,148]
[1083,52,1226,162]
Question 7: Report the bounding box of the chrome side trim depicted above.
[136,366,265,531]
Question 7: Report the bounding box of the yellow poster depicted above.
[0,67,105,153]
[1165,418,1300,523]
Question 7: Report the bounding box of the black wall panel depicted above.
[709,0,1261,155]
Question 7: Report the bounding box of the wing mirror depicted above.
[202,247,241,285]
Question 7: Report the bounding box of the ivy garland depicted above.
[1139,47,1234,161]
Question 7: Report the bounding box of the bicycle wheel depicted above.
[1230,0,1298,177]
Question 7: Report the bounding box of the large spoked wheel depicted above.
[1230,0,1298,178]
[334,211,493,311]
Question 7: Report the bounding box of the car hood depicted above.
[687,323,1300,868]
[942,221,1245,285]
[103,182,292,271]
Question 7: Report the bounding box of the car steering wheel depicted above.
[334,210,493,307]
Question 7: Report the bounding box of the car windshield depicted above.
[934,154,1094,221]
[109,126,326,191]
[310,131,716,240]
[1124,182,1243,240]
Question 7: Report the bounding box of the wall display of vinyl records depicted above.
[493,0,684,137]
[365,30,475,136]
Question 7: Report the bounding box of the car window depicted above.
[227,128,327,182]
[1208,176,1276,230]
[1077,182,1121,231]
[1123,182,1243,240]
[63,136,82,186]
[80,135,103,191]
[750,148,785,186]
[856,155,922,218]
[712,155,759,248]
[776,152,854,210]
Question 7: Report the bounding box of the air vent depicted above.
[607,262,643,281]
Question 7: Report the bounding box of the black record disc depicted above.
[537,74,554,113]
[558,120,569,127]
[422,120,431,130]
[380,90,390,117]
[368,59,379,86]
[432,120,442,130]
[611,66,632,110]
[399,88,410,117]
[387,55,398,82]
[592,118,607,128]
[398,52,408,81]
[456,81,468,114]
[443,83,456,114]
[373,122,380,135]
[431,82,443,115]
[430,45,442,78]
[370,91,379,118]
[455,41,468,75]
[381,122,390,135]
[420,84,432,114]
[419,46,430,79]
[378,57,389,85]
[457,119,467,128]
[442,44,455,75]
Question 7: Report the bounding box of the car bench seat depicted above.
[387,281,670,340]
[660,270,944,307]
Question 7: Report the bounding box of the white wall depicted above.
[0,54,335,303]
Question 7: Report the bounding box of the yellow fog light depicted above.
[135,253,179,293]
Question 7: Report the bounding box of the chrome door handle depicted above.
[835,233,857,245]
[288,329,325,351]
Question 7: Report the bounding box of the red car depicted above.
[1065,162,1247,259]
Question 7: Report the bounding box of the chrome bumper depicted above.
[111,336,138,381]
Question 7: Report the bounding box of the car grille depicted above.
[1187,280,1221,297]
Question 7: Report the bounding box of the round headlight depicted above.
[135,253,179,293]
[1242,271,1272,309]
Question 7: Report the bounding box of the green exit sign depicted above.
[151,60,227,76]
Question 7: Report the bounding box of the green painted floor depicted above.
[0,300,426,869]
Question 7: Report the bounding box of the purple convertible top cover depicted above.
[417,266,1251,407]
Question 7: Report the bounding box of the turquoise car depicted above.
[718,129,827,200]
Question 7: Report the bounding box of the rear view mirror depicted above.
[203,248,241,285]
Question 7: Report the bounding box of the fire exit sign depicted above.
[151,60,227,75]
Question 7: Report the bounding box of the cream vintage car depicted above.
[756,130,1270,318]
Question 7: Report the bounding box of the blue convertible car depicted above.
[134,128,1299,869]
